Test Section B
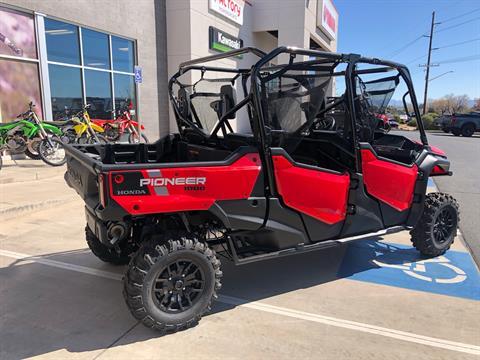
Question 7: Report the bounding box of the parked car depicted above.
[436,112,480,137]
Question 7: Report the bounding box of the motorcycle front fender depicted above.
[90,123,105,133]
[42,123,63,135]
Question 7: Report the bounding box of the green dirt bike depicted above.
[0,103,63,160]
[0,103,66,166]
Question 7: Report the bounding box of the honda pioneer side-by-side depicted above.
[64,47,459,333]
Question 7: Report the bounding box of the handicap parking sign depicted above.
[134,66,142,84]
[338,240,480,301]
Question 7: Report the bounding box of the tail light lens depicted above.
[431,165,449,176]
[98,174,106,207]
[450,116,456,125]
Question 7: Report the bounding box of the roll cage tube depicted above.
[349,56,427,145]
[249,46,428,197]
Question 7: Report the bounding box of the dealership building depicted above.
[0,0,338,139]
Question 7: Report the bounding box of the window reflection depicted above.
[114,73,136,118]
[0,7,37,59]
[85,70,112,119]
[45,18,80,64]
[49,64,83,120]
[112,36,134,73]
[0,60,42,122]
[82,28,110,69]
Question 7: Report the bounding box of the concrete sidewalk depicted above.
[0,159,77,221]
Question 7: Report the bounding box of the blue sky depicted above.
[335,0,480,100]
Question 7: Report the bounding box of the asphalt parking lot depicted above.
[1,159,479,359]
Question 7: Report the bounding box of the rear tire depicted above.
[451,129,461,136]
[85,226,132,265]
[25,137,42,160]
[123,236,222,333]
[461,123,475,137]
[410,193,459,257]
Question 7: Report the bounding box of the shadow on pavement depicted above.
[0,237,424,358]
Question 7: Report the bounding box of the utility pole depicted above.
[422,11,436,115]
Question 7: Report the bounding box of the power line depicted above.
[436,54,480,64]
[435,37,480,50]
[435,16,480,33]
[438,7,480,24]
[405,54,426,65]
[386,35,426,58]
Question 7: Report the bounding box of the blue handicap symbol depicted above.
[338,240,480,301]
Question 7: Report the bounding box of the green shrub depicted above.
[421,113,437,130]
[407,118,417,127]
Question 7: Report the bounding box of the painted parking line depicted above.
[1,248,479,355]
[338,240,480,300]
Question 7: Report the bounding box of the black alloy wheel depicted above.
[152,259,205,313]
[432,207,456,246]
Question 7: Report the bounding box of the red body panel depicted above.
[361,149,417,211]
[272,155,350,224]
[109,153,261,215]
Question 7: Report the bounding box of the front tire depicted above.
[461,123,475,137]
[38,138,66,166]
[128,132,148,144]
[124,237,222,333]
[410,193,459,257]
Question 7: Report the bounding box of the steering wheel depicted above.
[314,115,336,131]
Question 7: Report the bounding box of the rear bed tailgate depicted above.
[64,144,102,205]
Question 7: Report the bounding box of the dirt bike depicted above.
[63,105,108,144]
[0,103,63,160]
[92,101,148,143]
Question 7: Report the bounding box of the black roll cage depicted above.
[168,46,428,195]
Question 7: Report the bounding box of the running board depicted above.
[229,225,407,265]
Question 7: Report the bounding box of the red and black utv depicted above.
[64,47,459,333]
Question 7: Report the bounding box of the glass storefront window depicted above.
[82,28,110,69]
[112,36,134,73]
[0,59,42,122]
[0,6,42,122]
[49,64,83,119]
[85,70,112,119]
[0,7,37,59]
[114,73,136,117]
[45,18,80,64]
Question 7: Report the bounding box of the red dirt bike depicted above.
[92,103,148,143]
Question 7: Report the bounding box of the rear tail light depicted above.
[98,174,106,207]
[450,116,456,125]
[430,165,449,176]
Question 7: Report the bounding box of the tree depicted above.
[429,94,470,114]
[474,98,480,111]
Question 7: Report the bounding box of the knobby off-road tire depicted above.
[123,237,222,333]
[410,193,459,257]
[85,226,132,265]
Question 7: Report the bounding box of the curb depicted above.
[0,197,78,222]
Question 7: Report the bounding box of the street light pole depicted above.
[422,11,436,115]
[429,70,454,82]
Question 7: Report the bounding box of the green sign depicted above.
[209,26,243,56]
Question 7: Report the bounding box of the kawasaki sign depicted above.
[209,27,243,56]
